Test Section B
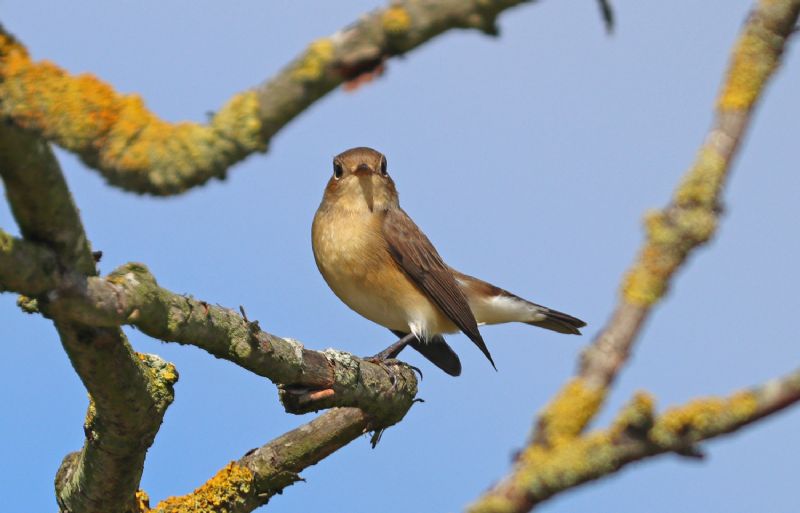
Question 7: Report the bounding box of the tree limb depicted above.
[140,408,379,513]
[0,0,532,196]
[531,0,800,450]
[468,0,800,510]
[0,238,419,419]
[0,122,177,513]
[467,366,800,513]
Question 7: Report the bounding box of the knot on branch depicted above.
[610,392,655,440]
[137,352,180,412]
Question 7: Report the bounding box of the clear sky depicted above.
[1,1,798,512]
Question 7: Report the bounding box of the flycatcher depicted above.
[312,147,585,376]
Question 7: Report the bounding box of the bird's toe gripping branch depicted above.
[278,348,418,427]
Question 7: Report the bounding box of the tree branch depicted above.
[0,0,532,195]
[534,0,800,448]
[467,366,800,513]
[0,123,177,513]
[468,1,800,511]
[0,240,419,420]
[140,407,380,513]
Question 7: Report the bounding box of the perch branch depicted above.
[0,243,418,420]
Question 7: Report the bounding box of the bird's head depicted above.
[322,147,399,213]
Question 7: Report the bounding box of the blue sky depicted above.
[1,1,798,511]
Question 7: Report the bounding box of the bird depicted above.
[311,147,585,376]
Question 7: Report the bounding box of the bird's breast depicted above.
[311,207,452,337]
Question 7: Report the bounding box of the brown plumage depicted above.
[311,147,585,376]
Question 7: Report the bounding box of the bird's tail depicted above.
[452,270,586,335]
[525,307,586,335]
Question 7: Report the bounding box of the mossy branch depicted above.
[535,0,800,447]
[0,251,417,420]
[467,367,800,513]
[0,0,531,195]
[140,408,378,513]
[471,1,800,511]
[0,122,177,513]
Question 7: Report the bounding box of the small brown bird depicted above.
[312,147,585,376]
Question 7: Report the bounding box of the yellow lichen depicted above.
[511,431,617,504]
[650,391,758,446]
[153,462,255,513]
[292,38,334,81]
[610,392,655,437]
[674,148,726,207]
[136,490,151,513]
[0,27,265,193]
[537,379,605,446]
[718,30,776,111]
[622,146,728,306]
[211,91,264,153]
[382,6,412,34]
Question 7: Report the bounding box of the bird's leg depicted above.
[365,333,423,389]
[370,332,417,360]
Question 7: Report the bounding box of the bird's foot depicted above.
[362,332,422,387]
[363,355,422,390]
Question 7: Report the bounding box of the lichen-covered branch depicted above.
[139,407,378,513]
[0,122,177,513]
[0,0,532,195]
[533,0,800,448]
[80,261,418,419]
[0,229,60,295]
[468,367,800,513]
[468,1,800,511]
[0,252,417,420]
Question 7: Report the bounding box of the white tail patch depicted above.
[472,294,547,325]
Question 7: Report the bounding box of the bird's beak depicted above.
[355,165,374,212]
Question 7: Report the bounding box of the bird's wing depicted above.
[382,208,495,368]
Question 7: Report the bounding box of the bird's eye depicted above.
[333,162,344,180]
[380,156,388,176]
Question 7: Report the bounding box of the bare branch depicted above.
[467,367,800,512]
[0,1,532,195]
[0,123,177,513]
